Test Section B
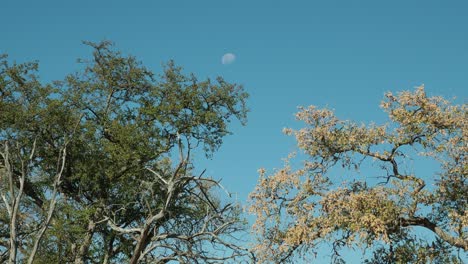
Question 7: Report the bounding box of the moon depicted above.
[221,53,236,65]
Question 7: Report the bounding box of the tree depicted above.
[0,41,251,263]
[249,86,467,263]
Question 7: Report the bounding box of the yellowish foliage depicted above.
[249,86,467,263]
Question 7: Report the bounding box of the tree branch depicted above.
[400,217,468,250]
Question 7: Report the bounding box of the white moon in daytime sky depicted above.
[221,53,236,65]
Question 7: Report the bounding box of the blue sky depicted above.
[2,0,467,262]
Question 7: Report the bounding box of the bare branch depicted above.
[27,146,67,264]
[146,167,168,185]
[106,218,142,235]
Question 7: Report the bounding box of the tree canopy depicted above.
[249,86,467,263]
[0,41,250,263]
[1,41,466,264]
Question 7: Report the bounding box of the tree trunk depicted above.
[129,226,152,264]
[74,219,96,264]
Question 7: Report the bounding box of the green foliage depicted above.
[0,41,249,263]
[365,237,464,264]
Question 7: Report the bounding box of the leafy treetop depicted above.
[249,86,466,263]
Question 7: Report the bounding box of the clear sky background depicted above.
[2,1,467,262]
